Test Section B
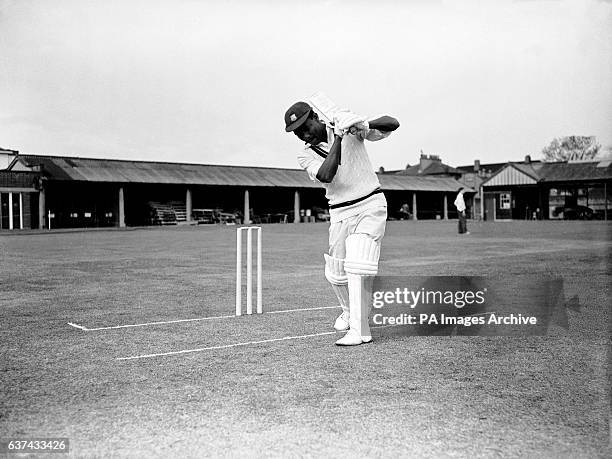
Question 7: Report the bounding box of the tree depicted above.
[541,136,601,162]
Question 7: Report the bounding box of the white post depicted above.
[294,191,300,223]
[443,194,448,220]
[118,187,125,228]
[236,229,242,316]
[246,227,253,314]
[480,186,484,221]
[412,192,418,221]
[48,210,51,230]
[18,193,23,229]
[186,188,192,222]
[8,192,13,230]
[39,188,46,230]
[257,227,262,314]
[244,189,250,225]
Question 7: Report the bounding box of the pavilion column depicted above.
[537,187,543,220]
[412,192,418,221]
[118,186,125,228]
[294,190,300,223]
[480,187,484,221]
[19,193,23,229]
[243,189,250,224]
[471,195,476,220]
[186,188,192,222]
[443,194,448,220]
[604,182,608,221]
[38,187,46,230]
[8,192,13,230]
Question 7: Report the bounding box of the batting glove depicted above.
[348,120,369,136]
[333,111,368,135]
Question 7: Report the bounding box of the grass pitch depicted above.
[1,221,610,457]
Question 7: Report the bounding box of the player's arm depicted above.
[367,116,400,132]
[315,135,343,183]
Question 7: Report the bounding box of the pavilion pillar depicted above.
[480,187,484,221]
[118,186,125,228]
[443,194,448,220]
[294,191,300,223]
[38,188,46,229]
[8,192,13,230]
[243,189,250,224]
[186,188,192,222]
[19,193,23,229]
[604,182,608,221]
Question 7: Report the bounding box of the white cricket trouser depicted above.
[328,206,387,258]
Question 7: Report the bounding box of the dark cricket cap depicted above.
[284,101,312,132]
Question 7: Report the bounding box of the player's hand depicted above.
[348,121,369,136]
[333,124,346,138]
[333,111,367,133]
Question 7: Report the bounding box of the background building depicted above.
[1,152,469,230]
[3,148,610,230]
[479,156,612,221]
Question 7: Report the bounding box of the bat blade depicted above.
[307,91,340,124]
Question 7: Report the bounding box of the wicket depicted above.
[236,226,262,316]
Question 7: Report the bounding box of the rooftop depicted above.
[10,154,469,193]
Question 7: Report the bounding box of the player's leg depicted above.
[336,206,387,346]
[324,253,350,331]
[459,211,467,234]
[327,220,350,331]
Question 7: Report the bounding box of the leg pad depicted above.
[344,234,380,276]
[324,253,348,285]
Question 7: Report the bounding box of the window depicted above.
[500,193,511,209]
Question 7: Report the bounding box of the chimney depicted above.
[474,159,480,172]
[378,166,385,174]
[419,154,441,173]
[524,155,531,164]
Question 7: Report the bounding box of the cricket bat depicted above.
[306,91,342,125]
[306,92,345,163]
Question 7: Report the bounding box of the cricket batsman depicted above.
[284,95,400,345]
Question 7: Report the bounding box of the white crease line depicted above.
[116,323,415,361]
[265,306,339,314]
[68,306,341,332]
[116,331,339,360]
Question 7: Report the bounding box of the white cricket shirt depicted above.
[454,193,466,212]
[296,111,392,223]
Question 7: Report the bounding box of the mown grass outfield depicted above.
[1,221,610,457]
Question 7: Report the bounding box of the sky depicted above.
[0,0,611,170]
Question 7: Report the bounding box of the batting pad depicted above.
[344,234,380,276]
[324,253,348,285]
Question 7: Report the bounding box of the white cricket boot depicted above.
[335,328,371,346]
[333,308,350,332]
